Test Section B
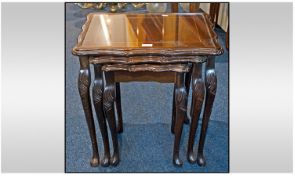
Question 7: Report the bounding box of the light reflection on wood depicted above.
[76,13,222,53]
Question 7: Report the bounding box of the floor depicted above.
[65,3,229,173]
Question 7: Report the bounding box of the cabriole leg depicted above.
[92,64,110,167]
[184,68,192,124]
[187,63,205,163]
[172,73,187,166]
[171,84,176,134]
[78,56,99,167]
[103,72,120,166]
[171,71,190,134]
[115,83,123,133]
[197,57,217,167]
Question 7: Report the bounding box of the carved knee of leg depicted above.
[79,70,90,96]
[176,87,187,112]
[192,78,205,102]
[93,81,103,105]
[206,69,217,96]
[103,86,115,112]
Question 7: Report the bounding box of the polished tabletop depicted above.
[73,12,223,56]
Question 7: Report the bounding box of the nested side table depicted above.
[72,11,223,167]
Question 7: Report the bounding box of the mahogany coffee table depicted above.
[72,11,223,167]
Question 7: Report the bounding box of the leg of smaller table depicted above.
[171,73,189,134]
[184,66,193,124]
[115,83,123,133]
[197,57,217,167]
[185,69,192,96]
[78,56,99,167]
[171,84,176,134]
[103,72,120,166]
[92,64,110,167]
[173,73,187,166]
[187,63,205,163]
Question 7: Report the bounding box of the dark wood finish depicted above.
[103,71,120,166]
[73,12,223,167]
[102,64,191,72]
[185,66,192,95]
[184,65,193,124]
[187,63,205,163]
[172,72,188,166]
[102,63,194,130]
[114,71,176,83]
[209,3,220,25]
[197,56,217,167]
[169,3,200,126]
[189,3,200,12]
[171,68,191,133]
[187,3,208,128]
[74,47,222,57]
[171,84,176,134]
[115,83,123,133]
[209,3,229,50]
[101,63,193,166]
[226,24,229,50]
[92,64,111,167]
[78,56,100,167]
[171,3,178,13]
[90,55,207,65]
[215,3,220,25]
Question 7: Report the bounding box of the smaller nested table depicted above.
[72,11,223,167]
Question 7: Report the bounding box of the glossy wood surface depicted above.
[73,12,223,56]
